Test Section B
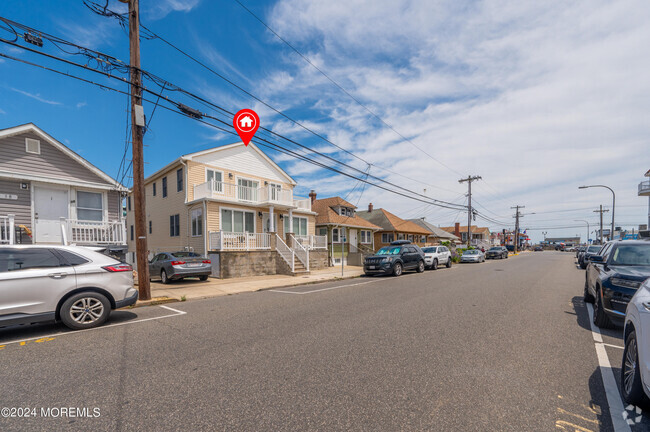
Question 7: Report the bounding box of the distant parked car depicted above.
[565,246,577,252]
[534,246,543,252]
[460,249,485,263]
[576,246,586,258]
[622,278,650,405]
[485,246,508,259]
[149,252,212,284]
[364,244,425,276]
[0,245,138,330]
[421,246,452,270]
[584,240,650,328]
[578,245,602,269]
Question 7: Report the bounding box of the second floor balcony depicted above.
[194,180,311,210]
[639,180,650,197]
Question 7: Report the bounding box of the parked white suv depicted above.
[622,278,650,405]
[0,245,138,330]
[421,246,452,270]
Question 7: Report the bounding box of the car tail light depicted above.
[202,260,211,264]
[102,264,132,272]
[170,261,186,266]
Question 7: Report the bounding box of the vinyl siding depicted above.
[0,179,31,228]
[0,131,110,185]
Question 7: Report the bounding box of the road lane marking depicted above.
[602,343,624,350]
[270,280,379,295]
[0,305,186,346]
[586,303,632,432]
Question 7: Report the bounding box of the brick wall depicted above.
[309,250,328,269]
[218,250,278,278]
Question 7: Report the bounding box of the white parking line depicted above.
[270,280,379,295]
[0,305,187,346]
[586,303,631,432]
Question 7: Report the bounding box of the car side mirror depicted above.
[589,255,604,263]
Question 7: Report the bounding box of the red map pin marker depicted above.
[233,109,260,146]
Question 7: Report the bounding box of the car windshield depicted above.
[587,246,601,253]
[421,247,436,253]
[171,252,199,258]
[610,245,650,266]
[377,247,401,255]
[463,250,478,255]
[488,247,500,251]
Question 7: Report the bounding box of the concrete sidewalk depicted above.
[141,266,365,303]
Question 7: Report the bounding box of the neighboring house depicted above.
[357,203,431,250]
[311,194,382,265]
[0,123,127,256]
[125,141,327,278]
[440,223,491,248]
[408,218,461,244]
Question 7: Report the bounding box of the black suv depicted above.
[485,246,508,259]
[364,242,425,276]
[584,240,650,328]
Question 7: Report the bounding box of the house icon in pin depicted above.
[239,116,253,128]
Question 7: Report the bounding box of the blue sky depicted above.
[1,0,649,242]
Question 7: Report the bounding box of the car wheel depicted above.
[446,258,452,268]
[161,269,170,284]
[393,262,403,277]
[59,292,111,330]
[621,331,648,405]
[593,287,613,329]
[583,280,595,303]
[417,260,425,273]
[199,275,208,281]
[431,259,438,270]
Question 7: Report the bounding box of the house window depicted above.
[220,208,254,233]
[152,182,156,196]
[130,225,134,241]
[206,169,223,192]
[191,208,203,236]
[420,235,427,243]
[127,196,131,211]
[283,216,308,236]
[25,138,40,154]
[237,178,258,201]
[332,228,339,243]
[381,233,394,243]
[360,230,371,244]
[397,233,405,240]
[162,177,168,198]
[318,228,327,236]
[77,191,103,221]
[408,234,414,242]
[269,183,282,201]
[177,168,183,192]
[149,221,152,234]
[169,214,180,237]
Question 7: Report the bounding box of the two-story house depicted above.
[126,141,327,278]
[356,203,430,250]
[0,123,127,256]
[311,194,382,265]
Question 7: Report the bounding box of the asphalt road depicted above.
[1,251,648,431]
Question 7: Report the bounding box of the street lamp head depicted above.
[578,186,588,189]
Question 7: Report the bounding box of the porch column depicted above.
[8,214,15,245]
[269,206,274,232]
[288,209,294,233]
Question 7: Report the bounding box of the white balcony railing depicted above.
[194,180,295,206]
[209,231,271,251]
[293,234,327,250]
[0,214,15,244]
[62,219,126,246]
[639,180,650,196]
[294,197,311,211]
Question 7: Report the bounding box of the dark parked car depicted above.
[575,246,585,258]
[485,246,508,259]
[149,251,212,284]
[534,246,543,252]
[584,240,650,328]
[364,244,425,276]
[578,245,602,269]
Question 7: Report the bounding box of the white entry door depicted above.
[349,229,358,250]
[34,186,68,243]
[262,214,278,233]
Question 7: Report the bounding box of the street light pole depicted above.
[579,185,615,241]
[574,220,590,244]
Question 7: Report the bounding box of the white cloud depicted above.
[145,0,201,20]
[11,88,62,106]
[260,0,650,240]
[76,102,87,109]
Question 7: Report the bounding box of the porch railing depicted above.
[194,180,294,206]
[293,234,327,250]
[0,214,15,244]
[275,234,294,272]
[293,197,311,211]
[290,234,309,271]
[62,219,126,245]
[209,231,271,251]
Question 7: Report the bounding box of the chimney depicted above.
[368,203,373,212]
[309,190,317,204]
[454,222,460,237]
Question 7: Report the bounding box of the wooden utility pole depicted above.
[458,175,481,248]
[594,205,609,245]
[511,205,525,254]
[128,0,150,300]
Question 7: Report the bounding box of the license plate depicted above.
[368,266,376,269]
[187,263,201,267]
